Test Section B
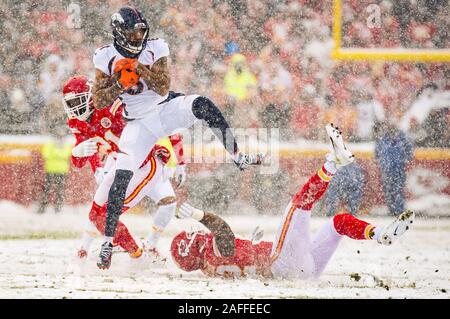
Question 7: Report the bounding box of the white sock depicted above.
[104,236,113,244]
[372,226,382,241]
[80,220,98,251]
[147,202,176,248]
[324,159,337,175]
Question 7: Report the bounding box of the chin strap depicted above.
[113,40,141,59]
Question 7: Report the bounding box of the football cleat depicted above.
[377,210,415,246]
[234,152,265,171]
[325,123,355,168]
[97,242,113,269]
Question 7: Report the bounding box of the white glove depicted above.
[94,167,107,185]
[173,164,187,188]
[176,203,204,221]
[251,226,264,243]
[72,138,98,157]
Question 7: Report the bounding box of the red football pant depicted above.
[88,202,139,253]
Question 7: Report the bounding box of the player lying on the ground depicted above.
[62,75,186,260]
[170,124,415,279]
[91,6,264,269]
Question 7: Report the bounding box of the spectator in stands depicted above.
[40,93,67,135]
[37,126,72,214]
[224,53,258,103]
[353,88,385,142]
[0,0,448,140]
[323,162,365,216]
[38,54,68,103]
[374,121,414,216]
[418,107,450,148]
[7,87,33,134]
[400,83,450,143]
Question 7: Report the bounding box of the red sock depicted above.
[292,165,333,210]
[88,202,139,254]
[333,213,375,240]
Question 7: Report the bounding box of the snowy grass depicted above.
[0,202,449,299]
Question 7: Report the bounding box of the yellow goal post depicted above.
[331,0,450,62]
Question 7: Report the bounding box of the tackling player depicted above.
[62,75,186,260]
[90,6,264,269]
[170,124,415,279]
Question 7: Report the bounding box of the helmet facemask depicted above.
[62,81,94,121]
[112,14,149,55]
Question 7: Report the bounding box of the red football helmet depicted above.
[62,75,94,121]
[170,230,208,272]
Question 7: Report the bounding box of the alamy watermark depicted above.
[66,2,81,29]
[181,122,280,175]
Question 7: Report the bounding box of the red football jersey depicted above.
[68,99,124,172]
[200,234,273,279]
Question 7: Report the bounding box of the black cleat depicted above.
[97,242,113,269]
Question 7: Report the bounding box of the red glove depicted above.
[114,58,139,90]
[118,69,139,90]
[114,58,138,73]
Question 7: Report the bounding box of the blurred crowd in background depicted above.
[0,0,449,147]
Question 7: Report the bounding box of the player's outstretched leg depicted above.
[89,202,142,266]
[291,123,355,210]
[271,124,355,277]
[311,210,415,277]
[145,200,176,262]
[97,169,134,269]
[191,96,264,170]
[325,123,355,168]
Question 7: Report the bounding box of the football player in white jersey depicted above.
[91,6,264,269]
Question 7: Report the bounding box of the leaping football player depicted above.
[91,6,264,269]
[62,75,187,261]
[170,124,415,279]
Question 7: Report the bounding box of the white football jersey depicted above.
[93,39,170,119]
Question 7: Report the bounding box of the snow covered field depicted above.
[0,202,449,299]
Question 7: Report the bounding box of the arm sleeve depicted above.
[169,134,185,165]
